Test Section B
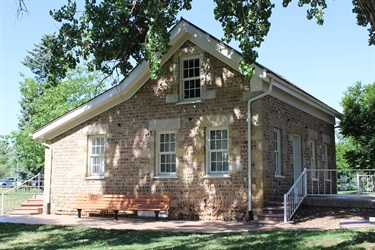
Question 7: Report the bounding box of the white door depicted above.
[293,135,303,194]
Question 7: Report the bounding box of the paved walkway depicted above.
[0,214,259,233]
[1,214,374,233]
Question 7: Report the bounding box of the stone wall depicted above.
[251,95,336,212]
[45,41,336,221]
[48,42,251,221]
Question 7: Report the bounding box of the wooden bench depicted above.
[75,194,171,220]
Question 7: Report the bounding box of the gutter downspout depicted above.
[41,142,52,214]
[33,138,53,214]
[247,75,273,220]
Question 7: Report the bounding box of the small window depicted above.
[156,132,176,176]
[181,57,201,101]
[310,140,316,179]
[88,135,105,177]
[207,128,229,175]
[273,129,281,176]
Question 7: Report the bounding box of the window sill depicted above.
[275,174,285,180]
[311,177,319,181]
[153,175,178,180]
[203,174,231,179]
[176,99,202,105]
[85,176,105,180]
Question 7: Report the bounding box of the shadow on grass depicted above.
[0,223,374,249]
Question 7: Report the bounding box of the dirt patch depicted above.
[285,206,375,230]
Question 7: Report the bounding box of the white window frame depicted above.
[88,135,106,177]
[323,144,330,180]
[273,129,282,177]
[205,127,230,177]
[155,131,177,178]
[310,140,317,179]
[180,56,201,102]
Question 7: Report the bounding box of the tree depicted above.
[14,1,375,80]
[39,0,373,81]
[335,133,357,170]
[0,138,16,177]
[9,66,106,174]
[22,34,67,86]
[340,81,375,169]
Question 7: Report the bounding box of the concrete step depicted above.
[258,213,284,221]
[25,199,43,204]
[21,202,43,207]
[262,206,284,213]
[7,196,43,215]
[269,196,285,202]
[268,200,284,206]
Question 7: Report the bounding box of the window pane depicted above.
[211,152,216,161]
[217,152,223,161]
[189,69,194,77]
[211,162,216,172]
[217,162,223,171]
[216,140,222,149]
[194,58,199,67]
[195,68,200,76]
[223,162,229,171]
[189,59,193,67]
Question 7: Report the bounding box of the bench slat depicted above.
[75,193,171,220]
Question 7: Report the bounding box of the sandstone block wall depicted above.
[45,41,336,220]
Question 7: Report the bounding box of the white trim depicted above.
[273,128,282,176]
[203,174,231,179]
[180,56,202,102]
[206,127,230,175]
[88,135,106,177]
[269,78,338,125]
[310,140,316,179]
[32,19,340,141]
[155,131,177,177]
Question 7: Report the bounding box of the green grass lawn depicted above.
[0,188,41,214]
[0,223,374,249]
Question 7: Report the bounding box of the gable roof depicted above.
[32,18,340,141]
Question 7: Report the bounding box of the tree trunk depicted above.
[357,0,375,29]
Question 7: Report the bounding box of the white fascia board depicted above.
[32,61,150,141]
[269,80,337,125]
[174,21,241,71]
[33,23,193,141]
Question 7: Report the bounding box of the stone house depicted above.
[32,19,340,221]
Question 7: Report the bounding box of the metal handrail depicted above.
[284,168,307,222]
[1,173,44,215]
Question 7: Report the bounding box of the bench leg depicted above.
[154,211,159,221]
[114,210,119,220]
[77,209,82,218]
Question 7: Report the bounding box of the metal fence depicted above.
[1,173,44,215]
[305,169,375,196]
[284,168,375,222]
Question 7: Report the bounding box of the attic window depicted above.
[181,57,201,101]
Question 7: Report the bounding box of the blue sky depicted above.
[1,0,374,136]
